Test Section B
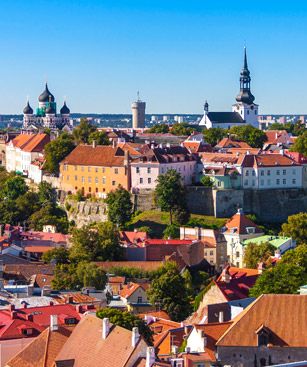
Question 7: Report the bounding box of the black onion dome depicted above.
[45,104,56,114]
[236,90,255,104]
[60,101,70,115]
[23,101,33,115]
[39,83,55,102]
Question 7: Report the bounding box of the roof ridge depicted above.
[216,294,264,345]
[43,327,51,366]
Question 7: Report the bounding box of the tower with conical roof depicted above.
[232,48,259,128]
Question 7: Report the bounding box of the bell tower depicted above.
[232,48,259,128]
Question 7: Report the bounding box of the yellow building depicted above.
[59,144,130,197]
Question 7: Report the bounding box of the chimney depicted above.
[49,301,54,306]
[50,315,58,331]
[219,311,224,323]
[11,311,17,319]
[102,318,110,339]
[131,327,140,348]
[145,346,156,367]
[9,304,15,311]
[66,296,74,304]
[27,314,33,322]
[92,140,96,148]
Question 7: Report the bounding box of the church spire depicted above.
[235,47,255,105]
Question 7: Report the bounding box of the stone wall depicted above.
[65,200,108,227]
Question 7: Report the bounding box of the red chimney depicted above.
[23,303,27,309]
[9,305,15,311]
[11,311,18,320]
[49,301,54,306]
[27,314,33,322]
[76,305,83,313]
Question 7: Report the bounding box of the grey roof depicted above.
[60,101,70,115]
[207,112,245,124]
[39,83,55,102]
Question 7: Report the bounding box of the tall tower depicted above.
[131,92,146,129]
[232,48,259,128]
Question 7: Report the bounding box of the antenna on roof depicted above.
[137,91,141,102]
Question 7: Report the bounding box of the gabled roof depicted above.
[55,314,148,367]
[241,153,300,168]
[224,209,263,235]
[216,294,307,347]
[120,231,148,245]
[10,134,50,153]
[119,282,146,299]
[207,112,245,124]
[216,137,251,149]
[6,325,73,367]
[60,145,125,167]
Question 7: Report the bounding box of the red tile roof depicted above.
[225,210,263,235]
[120,231,148,245]
[0,304,81,341]
[216,138,251,149]
[95,261,164,272]
[119,282,146,299]
[241,153,299,168]
[60,145,125,166]
[11,134,50,153]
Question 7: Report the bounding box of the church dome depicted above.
[23,101,33,115]
[236,90,255,105]
[60,101,70,115]
[39,83,55,103]
[45,104,56,114]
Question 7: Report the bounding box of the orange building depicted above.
[59,144,130,197]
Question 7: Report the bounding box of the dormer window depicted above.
[22,328,33,336]
[258,330,269,346]
[230,227,237,234]
[65,317,77,325]
[246,227,255,234]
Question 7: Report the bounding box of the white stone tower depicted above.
[131,92,146,129]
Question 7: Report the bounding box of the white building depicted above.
[6,133,50,176]
[240,153,303,189]
[199,48,259,129]
[130,145,197,191]
[222,209,264,268]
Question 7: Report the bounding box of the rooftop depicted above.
[243,235,293,249]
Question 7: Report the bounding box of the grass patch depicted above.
[128,210,227,238]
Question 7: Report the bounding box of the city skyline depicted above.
[1,0,307,114]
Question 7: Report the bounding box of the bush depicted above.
[163,224,180,239]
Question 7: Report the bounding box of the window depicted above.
[252,170,255,176]
[267,179,271,185]
[137,296,142,303]
[95,177,98,184]
[244,180,248,186]
[102,177,106,184]
[276,179,280,185]
[217,181,221,187]
[88,177,92,183]
[63,165,67,171]
[75,175,77,181]
[114,168,118,174]
[67,175,69,181]
[260,179,264,186]
[102,167,105,173]
[89,187,91,192]
[252,180,255,186]
[148,178,151,184]
[293,169,296,174]
[88,167,91,172]
[74,165,77,171]
[292,179,296,184]
[140,178,143,184]
[236,251,240,258]
[260,170,264,176]
[22,328,33,336]
[81,166,84,172]
[210,251,214,256]
[283,169,286,175]
[95,187,98,193]
[112,181,116,186]
[136,167,140,174]
[277,170,280,175]
[283,179,286,185]
[245,170,249,176]
[147,167,151,174]
[81,176,85,183]
[95,167,98,173]
[65,318,77,325]
[267,170,271,176]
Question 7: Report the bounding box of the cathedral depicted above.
[199,48,259,129]
[23,83,72,129]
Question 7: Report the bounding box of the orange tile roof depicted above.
[225,210,263,235]
[11,134,50,153]
[119,282,145,299]
[194,322,232,360]
[138,311,171,321]
[55,314,148,367]
[60,145,125,166]
[6,326,74,367]
[216,294,307,347]
[95,261,164,272]
[242,153,299,168]
[265,130,289,144]
[216,137,251,149]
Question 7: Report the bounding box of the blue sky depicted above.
[0,0,307,114]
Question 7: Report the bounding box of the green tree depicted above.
[267,122,286,131]
[173,206,190,225]
[73,118,96,144]
[170,123,194,136]
[69,221,123,262]
[28,204,69,233]
[44,132,75,174]
[105,186,133,228]
[2,176,28,200]
[38,181,57,205]
[96,308,153,345]
[230,125,267,148]
[76,261,107,289]
[249,262,306,297]
[163,224,180,239]
[290,131,307,156]
[42,247,70,264]
[243,242,276,269]
[281,213,307,245]
[147,262,192,321]
[52,264,78,290]
[14,191,40,223]
[149,124,169,133]
[280,245,307,270]
[200,175,213,187]
[202,128,227,146]
[155,169,187,225]
[88,130,110,146]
